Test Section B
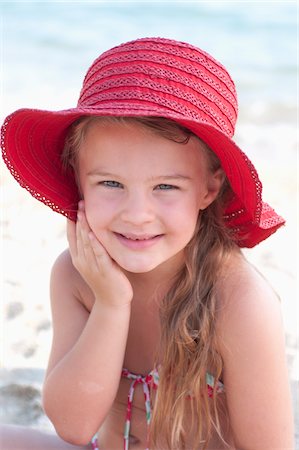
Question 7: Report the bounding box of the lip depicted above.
[114,232,163,250]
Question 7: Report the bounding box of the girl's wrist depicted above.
[92,296,133,312]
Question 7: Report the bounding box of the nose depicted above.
[120,190,155,225]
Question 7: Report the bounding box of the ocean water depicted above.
[1,1,297,162]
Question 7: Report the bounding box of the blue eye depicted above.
[101,180,123,188]
[156,184,178,190]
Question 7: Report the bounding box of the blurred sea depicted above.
[1,1,297,163]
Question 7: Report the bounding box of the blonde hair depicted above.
[62,116,236,449]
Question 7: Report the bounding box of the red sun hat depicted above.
[1,37,284,248]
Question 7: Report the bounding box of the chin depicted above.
[112,249,185,275]
[118,262,159,274]
[113,256,163,274]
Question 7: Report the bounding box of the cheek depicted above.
[83,197,111,230]
[159,194,199,218]
[177,194,202,219]
[163,200,199,236]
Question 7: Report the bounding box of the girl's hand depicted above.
[67,203,133,307]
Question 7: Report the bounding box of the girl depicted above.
[1,37,294,449]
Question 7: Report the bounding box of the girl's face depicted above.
[78,121,222,274]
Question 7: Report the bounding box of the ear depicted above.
[200,168,226,210]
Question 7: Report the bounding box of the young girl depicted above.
[1,38,294,449]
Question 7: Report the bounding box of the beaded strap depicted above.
[91,433,99,450]
[122,368,158,450]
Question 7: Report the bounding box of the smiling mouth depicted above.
[117,233,161,241]
[114,232,163,249]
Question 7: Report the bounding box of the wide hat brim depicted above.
[1,104,285,248]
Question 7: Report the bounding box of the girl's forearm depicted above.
[42,300,131,446]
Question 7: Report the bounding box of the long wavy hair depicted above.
[62,115,237,449]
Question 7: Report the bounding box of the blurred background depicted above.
[0,0,298,436]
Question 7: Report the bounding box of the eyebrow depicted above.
[87,170,120,177]
[150,174,192,182]
[87,171,192,181]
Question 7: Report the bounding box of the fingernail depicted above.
[78,200,84,211]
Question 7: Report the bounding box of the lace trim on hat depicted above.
[241,151,263,223]
[224,207,245,221]
[1,116,76,219]
[2,154,69,218]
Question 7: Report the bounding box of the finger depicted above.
[78,199,85,212]
[77,211,98,266]
[88,231,113,270]
[76,212,89,254]
[66,219,78,259]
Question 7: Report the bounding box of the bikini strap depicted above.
[122,368,158,450]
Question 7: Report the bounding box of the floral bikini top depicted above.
[91,367,224,450]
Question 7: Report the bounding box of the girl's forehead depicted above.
[79,120,209,169]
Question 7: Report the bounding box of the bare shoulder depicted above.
[45,249,94,377]
[215,251,294,448]
[51,248,82,290]
[51,248,95,312]
[215,249,285,363]
[51,249,76,286]
[216,250,282,333]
